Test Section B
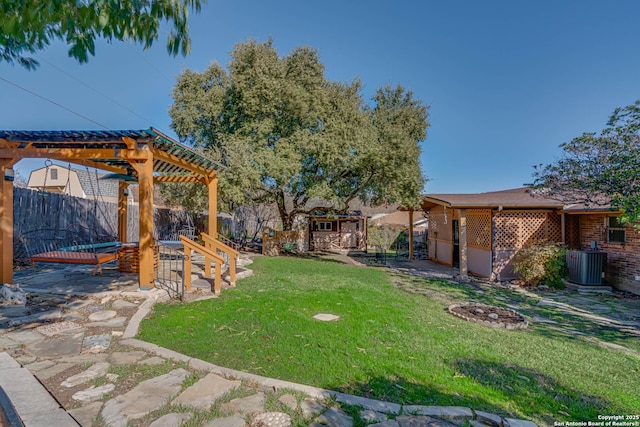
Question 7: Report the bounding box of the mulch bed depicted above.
[448,303,529,330]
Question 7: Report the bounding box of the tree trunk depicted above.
[275,192,294,231]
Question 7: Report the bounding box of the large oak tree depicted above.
[168,39,428,230]
[530,101,640,226]
[0,0,204,69]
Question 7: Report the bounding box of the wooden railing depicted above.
[201,232,239,286]
[216,234,241,251]
[179,235,225,294]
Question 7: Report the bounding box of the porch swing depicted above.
[22,162,122,274]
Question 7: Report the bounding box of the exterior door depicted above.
[452,219,460,267]
[341,222,358,248]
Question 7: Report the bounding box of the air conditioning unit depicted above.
[567,250,607,286]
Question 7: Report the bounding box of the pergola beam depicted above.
[122,136,137,150]
[0,148,150,161]
[151,148,215,178]
[57,158,129,175]
[154,175,203,184]
[0,140,19,149]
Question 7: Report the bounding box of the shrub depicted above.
[512,241,567,288]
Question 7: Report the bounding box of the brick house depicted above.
[564,205,640,294]
[420,188,640,295]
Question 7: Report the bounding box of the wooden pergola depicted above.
[0,128,221,289]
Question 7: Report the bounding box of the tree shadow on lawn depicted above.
[517,303,640,353]
[452,358,612,424]
[390,273,640,353]
[327,373,508,419]
[388,273,524,307]
[282,252,347,264]
[330,360,610,426]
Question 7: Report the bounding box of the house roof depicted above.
[562,203,619,214]
[76,168,119,197]
[370,210,429,226]
[308,210,367,219]
[370,210,429,229]
[370,210,411,226]
[422,187,565,210]
[0,128,223,180]
[31,165,120,198]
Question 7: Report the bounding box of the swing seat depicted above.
[30,251,117,275]
[20,227,120,275]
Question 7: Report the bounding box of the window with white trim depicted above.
[50,168,58,180]
[318,222,332,231]
[607,216,626,244]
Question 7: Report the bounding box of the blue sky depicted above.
[2,0,640,194]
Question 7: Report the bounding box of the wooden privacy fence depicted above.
[14,187,123,242]
[12,187,197,263]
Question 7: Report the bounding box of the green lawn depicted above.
[138,257,640,425]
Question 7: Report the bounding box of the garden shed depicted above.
[421,188,564,280]
[307,211,367,251]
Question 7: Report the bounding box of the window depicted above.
[50,168,58,180]
[318,222,332,231]
[608,216,626,244]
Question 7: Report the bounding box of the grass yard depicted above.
[138,257,640,425]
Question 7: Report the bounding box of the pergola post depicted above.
[408,210,414,260]
[117,181,128,243]
[207,175,218,238]
[0,164,15,284]
[135,153,155,289]
[459,208,468,280]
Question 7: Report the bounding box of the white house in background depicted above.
[27,164,120,204]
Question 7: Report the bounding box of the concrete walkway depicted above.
[0,257,571,427]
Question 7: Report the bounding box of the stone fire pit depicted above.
[448,303,528,330]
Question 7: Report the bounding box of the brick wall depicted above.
[577,214,640,295]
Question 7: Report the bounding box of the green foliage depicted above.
[368,224,404,250]
[530,100,640,227]
[169,39,429,230]
[512,241,567,287]
[0,0,204,69]
[279,242,297,254]
[159,181,208,214]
